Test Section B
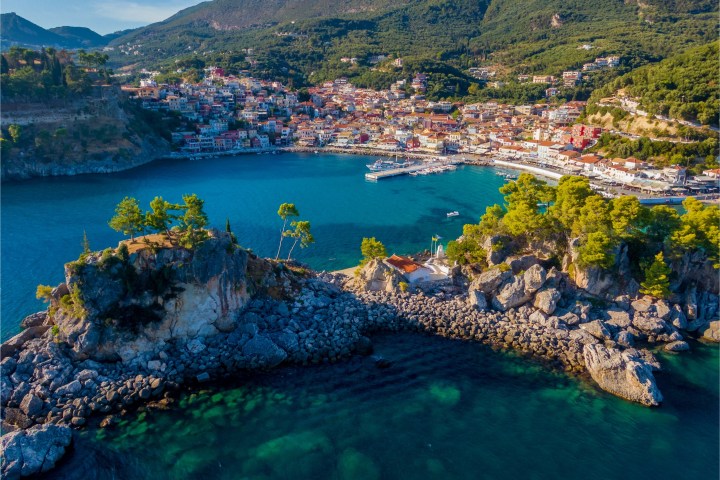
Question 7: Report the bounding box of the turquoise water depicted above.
[1,153,505,340]
[51,333,718,480]
[3,154,718,479]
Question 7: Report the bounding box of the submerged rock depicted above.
[664,341,690,352]
[583,344,663,407]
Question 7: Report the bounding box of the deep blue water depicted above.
[1,153,506,340]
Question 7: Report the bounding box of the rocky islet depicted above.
[1,231,718,478]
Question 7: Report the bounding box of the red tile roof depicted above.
[385,255,422,273]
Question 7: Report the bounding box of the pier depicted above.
[365,158,464,181]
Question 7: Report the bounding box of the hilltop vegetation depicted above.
[587,41,719,127]
[0,47,112,99]
[107,0,717,101]
[448,174,719,296]
[0,48,173,180]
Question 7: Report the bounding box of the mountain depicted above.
[108,0,717,90]
[48,26,106,48]
[0,12,69,48]
[0,12,123,50]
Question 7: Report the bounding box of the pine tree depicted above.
[82,230,91,254]
[109,197,145,241]
[275,203,299,259]
[640,252,672,299]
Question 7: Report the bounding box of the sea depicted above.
[1,153,717,479]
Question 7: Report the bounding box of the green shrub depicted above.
[35,284,54,303]
[399,281,409,292]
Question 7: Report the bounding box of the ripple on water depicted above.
[44,334,719,480]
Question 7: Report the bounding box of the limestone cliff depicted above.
[50,232,262,364]
[1,86,170,181]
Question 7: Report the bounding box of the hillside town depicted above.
[123,67,719,198]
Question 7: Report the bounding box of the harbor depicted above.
[365,157,465,181]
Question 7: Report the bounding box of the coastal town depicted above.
[123,67,719,200]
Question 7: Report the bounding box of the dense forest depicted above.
[447,174,719,296]
[105,0,718,102]
[587,42,719,126]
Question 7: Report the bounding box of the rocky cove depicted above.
[1,232,718,479]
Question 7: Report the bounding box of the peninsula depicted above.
[1,181,717,478]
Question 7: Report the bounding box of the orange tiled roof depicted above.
[385,254,422,273]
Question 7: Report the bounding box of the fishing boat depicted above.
[446,211,460,217]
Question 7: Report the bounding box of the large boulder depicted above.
[701,321,720,343]
[469,267,512,294]
[605,309,632,329]
[491,264,547,312]
[522,264,547,294]
[491,276,530,311]
[354,258,404,293]
[573,265,615,297]
[630,296,654,314]
[0,424,72,480]
[467,289,487,310]
[632,316,668,335]
[242,335,287,367]
[583,344,663,406]
[580,320,612,341]
[533,287,561,315]
[504,255,539,274]
[20,312,47,329]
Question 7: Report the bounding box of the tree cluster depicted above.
[1,47,92,99]
[108,194,210,249]
[451,174,719,298]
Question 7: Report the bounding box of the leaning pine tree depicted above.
[640,251,672,299]
[275,203,299,259]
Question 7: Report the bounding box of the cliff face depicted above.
[53,233,252,363]
[1,86,170,181]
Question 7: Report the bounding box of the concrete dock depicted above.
[365,158,463,181]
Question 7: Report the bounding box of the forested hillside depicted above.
[107,0,717,99]
[587,42,719,127]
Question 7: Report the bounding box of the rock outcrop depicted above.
[353,258,404,293]
[583,344,663,407]
[1,244,716,479]
[0,424,72,479]
[53,231,251,363]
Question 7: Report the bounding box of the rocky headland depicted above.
[1,231,718,478]
[1,86,170,181]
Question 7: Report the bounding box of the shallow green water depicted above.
[51,333,718,480]
[4,154,718,479]
[1,153,505,340]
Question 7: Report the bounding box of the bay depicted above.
[2,153,717,479]
[1,153,504,340]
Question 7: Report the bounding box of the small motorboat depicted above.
[446,211,459,217]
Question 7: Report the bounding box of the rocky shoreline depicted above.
[1,233,718,478]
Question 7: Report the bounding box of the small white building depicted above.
[384,255,433,283]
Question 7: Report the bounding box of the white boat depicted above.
[446,211,460,217]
